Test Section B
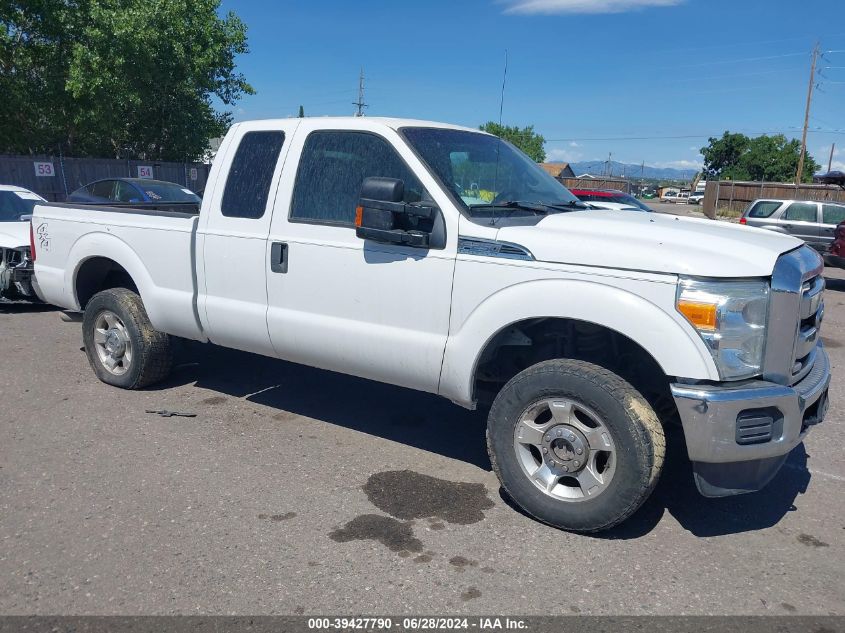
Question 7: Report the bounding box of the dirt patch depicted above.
[201,396,227,405]
[364,470,494,525]
[329,514,423,554]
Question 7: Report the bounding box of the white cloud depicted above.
[830,160,845,172]
[546,147,583,162]
[569,141,581,147]
[501,0,683,15]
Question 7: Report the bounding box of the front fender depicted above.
[438,278,718,407]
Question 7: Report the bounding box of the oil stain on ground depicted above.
[449,556,478,572]
[258,512,297,522]
[797,533,829,547]
[461,587,482,602]
[329,514,423,554]
[201,396,227,405]
[364,470,494,525]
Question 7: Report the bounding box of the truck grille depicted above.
[791,275,824,383]
[764,246,825,386]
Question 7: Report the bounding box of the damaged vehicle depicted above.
[0,185,42,301]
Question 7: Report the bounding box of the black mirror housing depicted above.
[360,177,404,203]
[355,177,437,248]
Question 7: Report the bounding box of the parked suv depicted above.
[740,198,845,253]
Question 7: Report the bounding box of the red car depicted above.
[569,189,654,212]
[825,221,845,268]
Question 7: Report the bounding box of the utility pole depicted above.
[606,152,612,178]
[829,143,836,172]
[796,42,820,184]
[353,68,368,117]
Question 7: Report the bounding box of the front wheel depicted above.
[82,288,172,389]
[487,359,665,532]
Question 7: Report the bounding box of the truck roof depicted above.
[235,116,489,135]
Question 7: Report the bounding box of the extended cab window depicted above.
[784,202,818,223]
[290,131,426,226]
[221,131,285,219]
[747,200,781,218]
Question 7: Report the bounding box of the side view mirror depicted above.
[355,177,437,248]
[19,214,33,222]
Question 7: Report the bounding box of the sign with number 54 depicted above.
[137,166,153,178]
[34,162,55,177]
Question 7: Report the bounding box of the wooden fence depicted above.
[0,154,210,202]
[560,177,632,193]
[703,180,845,218]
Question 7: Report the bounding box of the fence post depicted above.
[58,145,69,200]
[728,181,735,212]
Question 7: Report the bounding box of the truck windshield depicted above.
[401,127,581,218]
[0,191,40,222]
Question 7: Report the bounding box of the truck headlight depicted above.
[676,278,769,380]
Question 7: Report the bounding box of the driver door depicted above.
[265,122,458,393]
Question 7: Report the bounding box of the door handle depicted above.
[270,242,288,274]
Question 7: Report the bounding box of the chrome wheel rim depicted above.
[513,398,616,502]
[92,310,133,376]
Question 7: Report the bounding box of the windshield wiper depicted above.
[469,200,585,215]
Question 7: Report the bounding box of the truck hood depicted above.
[496,210,802,277]
[0,222,29,250]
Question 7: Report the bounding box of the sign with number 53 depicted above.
[34,162,55,177]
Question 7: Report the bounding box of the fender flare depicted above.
[438,278,719,407]
[66,230,161,322]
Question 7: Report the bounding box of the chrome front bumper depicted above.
[670,345,830,497]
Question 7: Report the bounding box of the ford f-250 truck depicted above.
[31,117,831,532]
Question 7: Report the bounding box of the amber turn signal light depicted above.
[677,300,717,331]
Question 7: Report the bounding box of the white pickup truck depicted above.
[31,117,830,532]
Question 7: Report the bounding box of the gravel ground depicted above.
[0,268,843,616]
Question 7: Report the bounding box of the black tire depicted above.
[487,359,665,532]
[82,288,172,389]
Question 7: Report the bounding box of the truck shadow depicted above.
[162,342,811,539]
[590,426,811,539]
[164,341,491,470]
[0,301,60,314]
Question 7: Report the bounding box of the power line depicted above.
[654,51,809,71]
[544,129,845,143]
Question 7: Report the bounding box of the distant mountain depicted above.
[566,160,698,182]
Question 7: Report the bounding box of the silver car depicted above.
[740,198,845,252]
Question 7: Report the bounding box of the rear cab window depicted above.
[221,131,286,219]
[746,200,782,218]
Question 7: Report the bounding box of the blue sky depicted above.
[221,0,845,172]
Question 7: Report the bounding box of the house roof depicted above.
[538,163,574,178]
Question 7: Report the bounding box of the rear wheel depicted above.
[82,288,172,389]
[487,359,665,532]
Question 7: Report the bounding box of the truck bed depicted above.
[32,202,205,341]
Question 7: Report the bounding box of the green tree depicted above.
[1,0,253,160]
[701,131,819,183]
[479,122,546,162]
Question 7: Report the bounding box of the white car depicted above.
[689,191,705,205]
[661,191,690,204]
[0,184,44,300]
[31,117,830,532]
